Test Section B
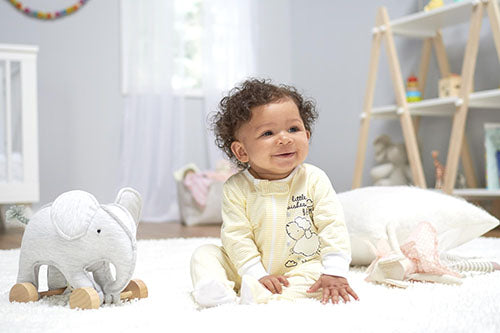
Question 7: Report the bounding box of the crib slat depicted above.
[5,60,12,182]
[0,44,39,204]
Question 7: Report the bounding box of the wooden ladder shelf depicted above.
[353,0,500,196]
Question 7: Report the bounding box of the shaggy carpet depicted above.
[1,237,499,333]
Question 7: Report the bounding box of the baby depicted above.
[190,78,358,307]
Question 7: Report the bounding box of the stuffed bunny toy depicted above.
[370,135,412,186]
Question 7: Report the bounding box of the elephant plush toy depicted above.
[9,187,143,306]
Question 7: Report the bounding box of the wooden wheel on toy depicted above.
[69,287,100,309]
[68,279,148,309]
[9,283,67,303]
[122,279,148,300]
[9,282,39,303]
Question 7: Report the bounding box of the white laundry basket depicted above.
[174,164,225,226]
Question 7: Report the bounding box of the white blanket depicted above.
[1,237,499,333]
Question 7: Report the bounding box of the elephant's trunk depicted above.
[99,189,142,298]
[104,253,137,296]
[101,204,138,296]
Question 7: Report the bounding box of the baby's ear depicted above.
[231,141,249,163]
[306,130,311,140]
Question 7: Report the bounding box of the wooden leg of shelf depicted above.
[433,29,477,190]
[443,3,484,194]
[412,116,421,135]
[352,12,383,189]
[487,0,500,66]
[400,115,426,188]
[432,31,451,77]
[460,135,478,188]
[412,38,432,136]
[380,7,426,188]
[353,117,371,189]
[442,112,468,194]
[418,38,432,97]
[491,200,500,219]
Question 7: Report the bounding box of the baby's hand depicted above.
[307,274,359,304]
[258,275,289,294]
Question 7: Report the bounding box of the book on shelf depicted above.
[484,123,500,189]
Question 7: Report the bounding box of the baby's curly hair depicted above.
[211,78,318,169]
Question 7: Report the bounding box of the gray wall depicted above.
[0,0,123,205]
[290,0,500,192]
[255,0,292,84]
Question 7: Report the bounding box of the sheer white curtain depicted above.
[121,0,186,222]
[202,0,257,168]
[120,0,256,222]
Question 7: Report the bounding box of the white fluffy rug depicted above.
[1,237,500,333]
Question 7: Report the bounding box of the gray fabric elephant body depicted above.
[15,187,142,305]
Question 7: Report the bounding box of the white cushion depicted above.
[338,186,499,266]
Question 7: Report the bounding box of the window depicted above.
[172,0,203,92]
[121,0,253,95]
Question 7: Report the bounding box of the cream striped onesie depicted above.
[190,163,351,307]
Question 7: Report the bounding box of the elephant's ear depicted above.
[50,190,100,240]
[115,187,142,225]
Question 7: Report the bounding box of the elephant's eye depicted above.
[97,229,101,234]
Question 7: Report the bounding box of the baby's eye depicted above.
[288,127,299,133]
[262,131,273,137]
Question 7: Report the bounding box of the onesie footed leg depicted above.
[190,244,239,307]
[192,279,237,308]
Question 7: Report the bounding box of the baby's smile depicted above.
[273,152,296,158]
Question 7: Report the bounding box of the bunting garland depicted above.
[8,0,89,20]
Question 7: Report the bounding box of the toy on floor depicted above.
[8,187,149,310]
[424,0,444,11]
[406,75,422,103]
[370,135,412,186]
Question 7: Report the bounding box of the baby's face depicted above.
[231,98,310,180]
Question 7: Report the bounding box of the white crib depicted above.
[0,44,39,228]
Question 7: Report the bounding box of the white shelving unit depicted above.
[370,88,500,118]
[353,0,500,199]
[453,188,500,199]
[390,0,483,37]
